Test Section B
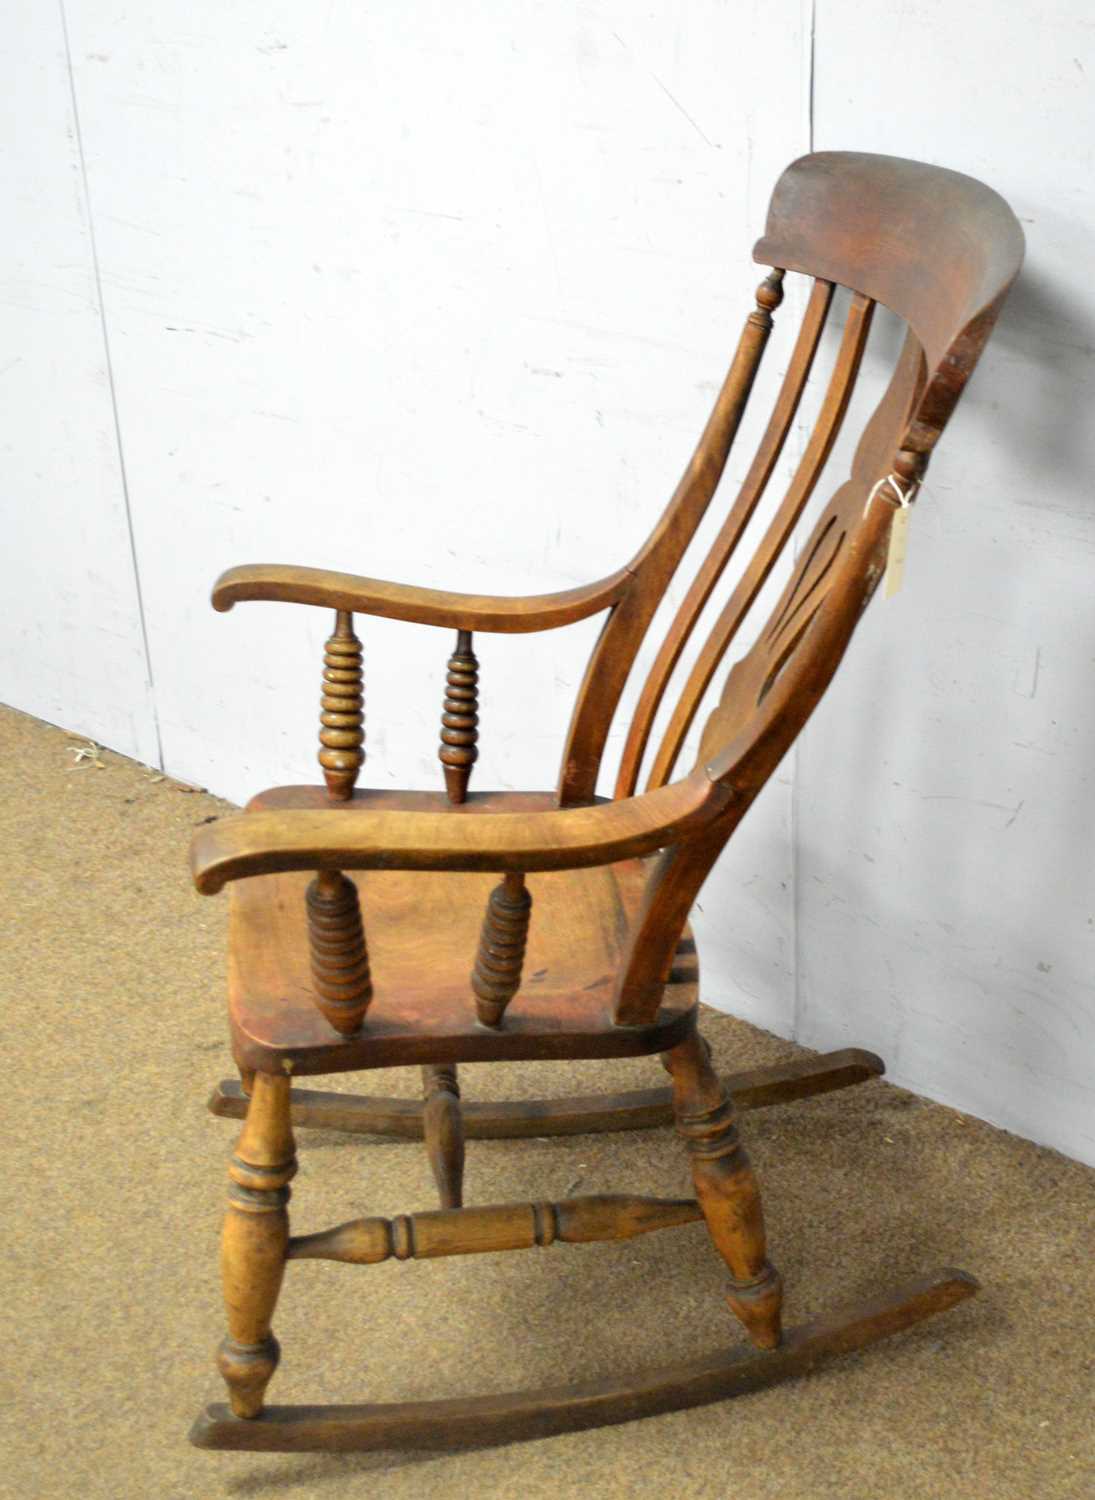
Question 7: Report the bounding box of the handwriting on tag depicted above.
[884,505,910,598]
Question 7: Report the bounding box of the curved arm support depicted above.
[211,563,631,634]
[190,771,733,894]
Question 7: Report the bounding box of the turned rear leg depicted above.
[666,1027,783,1348]
[217,1071,297,1417]
[421,1064,465,1208]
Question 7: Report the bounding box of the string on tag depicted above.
[863,472,922,598]
[862,472,920,517]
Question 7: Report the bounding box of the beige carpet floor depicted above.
[2,703,1092,1499]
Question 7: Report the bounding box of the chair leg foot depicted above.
[207,1048,885,1140]
[189,1267,978,1452]
[216,1335,280,1421]
[218,1073,296,1418]
[725,1268,784,1350]
[666,1027,783,1348]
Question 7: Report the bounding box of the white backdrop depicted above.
[5,2,1093,1164]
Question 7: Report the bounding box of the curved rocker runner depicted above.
[188,152,1023,1451]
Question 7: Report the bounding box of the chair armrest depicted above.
[190,771,732,894]
[211,563,631,633]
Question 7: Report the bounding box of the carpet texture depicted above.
[2,704,1091,1499]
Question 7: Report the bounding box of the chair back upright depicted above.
[590,152,1024,1025]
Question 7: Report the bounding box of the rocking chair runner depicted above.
[189,152,1023,1452]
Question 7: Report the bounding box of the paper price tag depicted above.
[864,472,920,599]
[884,504,911,598]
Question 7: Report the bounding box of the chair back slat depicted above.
[558,152,1022,866]
[697,329,927,791]
[556,270,785,805]
[614,276,835,799]
[643,289,875,792]
[611,330,929,1030]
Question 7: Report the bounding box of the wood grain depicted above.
[286,1193,703,1263]
[472,872,532,1028]
[668,1028,782,1348]
[438,630,479,804]
[191,153,1020,1448]
[217,1073,296,1419]
[190,770,728,893]
[222,853,699,1076]
[317,611,364,800]
[615,276,834,798]
[190,1269,979,1451]
[754,151,1024,435]
[646,290,875,791]
[421,1064,465,1209]
[212,562,629,631]
[699,329,927,798]
[557,269,785,805]
[207,1048,887,1138]
[304,869,372,1035]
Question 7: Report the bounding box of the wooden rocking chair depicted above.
[189,152,1023,1452]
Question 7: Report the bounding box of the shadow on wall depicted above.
[985,226,1095,495]
[793,232,1095,1158]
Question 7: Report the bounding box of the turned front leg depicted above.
[667,1029,782,1349]
[218,1072,297,1418]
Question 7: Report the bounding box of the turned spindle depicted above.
[305,870,373,1035]
[471,872,532,1028]
[318,610,364,800]
[421,1065,465,1208]
[667,1028,783,1350]
[891,446,928,494]
[439,630,479,804]
[749,266,785,330]
[218,1072,296,1419]
[286,1193,703,1264]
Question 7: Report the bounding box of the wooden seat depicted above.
[189,151,1024,1453]
[227,789,698,1074]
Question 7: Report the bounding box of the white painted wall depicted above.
[795,1,1095,1165]
[1,1,158,764]
[4,3,1093,1163]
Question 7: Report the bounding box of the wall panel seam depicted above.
[57,0,164,768]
